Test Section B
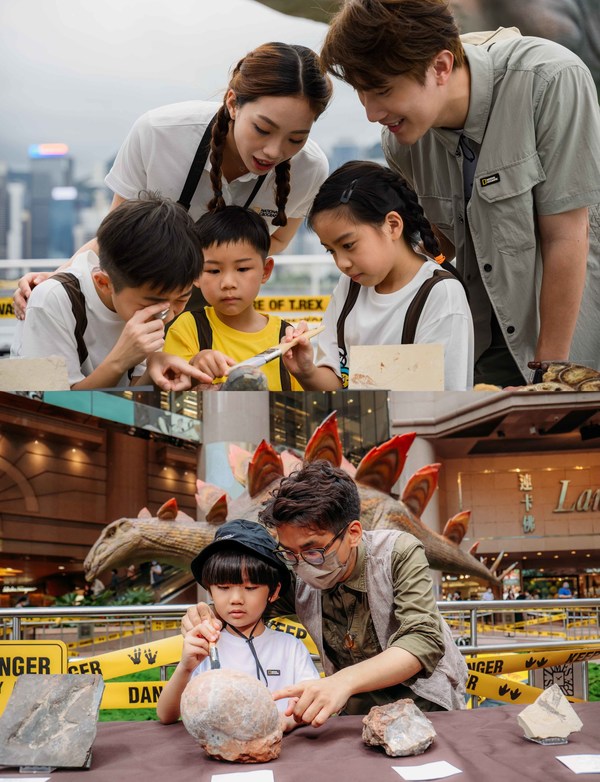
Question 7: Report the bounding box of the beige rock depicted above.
[517,684,583,739]
[362,698,436,757]
[180,669,282,763]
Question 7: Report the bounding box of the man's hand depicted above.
[144,352,213,390]
[14,272,52,319]
[181,602,222,641]
[272,676,352,727]
[190,350,236,380]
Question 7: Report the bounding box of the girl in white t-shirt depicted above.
[156,520,318,731]
[282,161,474,391]
[14,43,332,317]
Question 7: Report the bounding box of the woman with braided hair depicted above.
[14,42,332,318]
[282,160,474,390]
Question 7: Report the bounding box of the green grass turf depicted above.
[100,667,164,722]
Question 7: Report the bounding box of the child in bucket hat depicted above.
[157,519,318,728]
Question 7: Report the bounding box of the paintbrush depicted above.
[226,324,326,373]
[208,642,221,669]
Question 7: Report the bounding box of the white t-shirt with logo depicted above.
[190,625,319,713]
[316,259,474,391]
[11,251,145,387]
[105,100,329,226]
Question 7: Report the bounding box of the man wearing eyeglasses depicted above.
[182,460,466,727]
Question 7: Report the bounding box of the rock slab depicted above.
[0,674,104,768]
[517,683,583,739]
[181,669,282,763]
[362,698,436,757]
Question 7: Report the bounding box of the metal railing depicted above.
[1,598,598,705]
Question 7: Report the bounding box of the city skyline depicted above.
[0,0,381,179]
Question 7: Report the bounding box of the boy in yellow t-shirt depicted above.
[164,206,301,391]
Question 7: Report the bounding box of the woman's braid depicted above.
[272,161,291,227]
[207,105,230,212]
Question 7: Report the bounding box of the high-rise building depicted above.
[0,162,8,259]
[6,180,28,260]
[29,144,74,258]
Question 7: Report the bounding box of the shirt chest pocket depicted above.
[474,152,546,254]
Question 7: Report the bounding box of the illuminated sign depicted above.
[28,143,69,158]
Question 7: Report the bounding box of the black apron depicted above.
[176,114,267,313]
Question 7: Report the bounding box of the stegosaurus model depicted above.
[85,413,510,584]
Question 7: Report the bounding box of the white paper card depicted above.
[392,760,462,780]
[211,771,274,782]
[556,755,600,774]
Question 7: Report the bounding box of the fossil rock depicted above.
[180,669,282,763]
[0,674,104,768]
[517,684,583,739]
[362,698,436,757]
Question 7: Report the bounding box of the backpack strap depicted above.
[278,319,293,391]
[53,272,88,367]
[336,279,361,362]
[401,269,455,344]
[189,308,213,351]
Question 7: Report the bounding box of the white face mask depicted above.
[292,547,352,590]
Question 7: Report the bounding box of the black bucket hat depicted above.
[190,519,291,591]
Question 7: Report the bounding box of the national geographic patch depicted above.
[480,173,501,187]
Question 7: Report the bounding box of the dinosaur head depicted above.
[84,517,143,580]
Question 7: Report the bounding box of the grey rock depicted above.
[362,698,437,757]
[517,683,583,739]
[0,674,104,768]
[181,669,282,763]
[222,366,269,391]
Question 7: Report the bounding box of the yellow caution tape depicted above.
[267,616,318,656]
[465,669,584,705]
[101,681,166,709]
[67,635,183,678]
[254,295,330,315]
[0,640,68,715]
[0,298,14,318]
[466,646,600,676]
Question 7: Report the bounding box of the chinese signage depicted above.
[518,472,535,533]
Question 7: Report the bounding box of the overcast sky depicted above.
[0,0,381,178]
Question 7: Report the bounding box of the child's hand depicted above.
[190,350,237,380]
[280,321,316,379]
[179,622,218,673]
[146,352,213,390]
[109,302,170,370]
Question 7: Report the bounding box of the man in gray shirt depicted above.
[320,0,600,386]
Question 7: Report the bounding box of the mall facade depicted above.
[0,389,598,604]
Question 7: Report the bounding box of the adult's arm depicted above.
[535,207,588,362]
[13,193,126,318]
[273,646,423,727]
[270,217,303,255]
